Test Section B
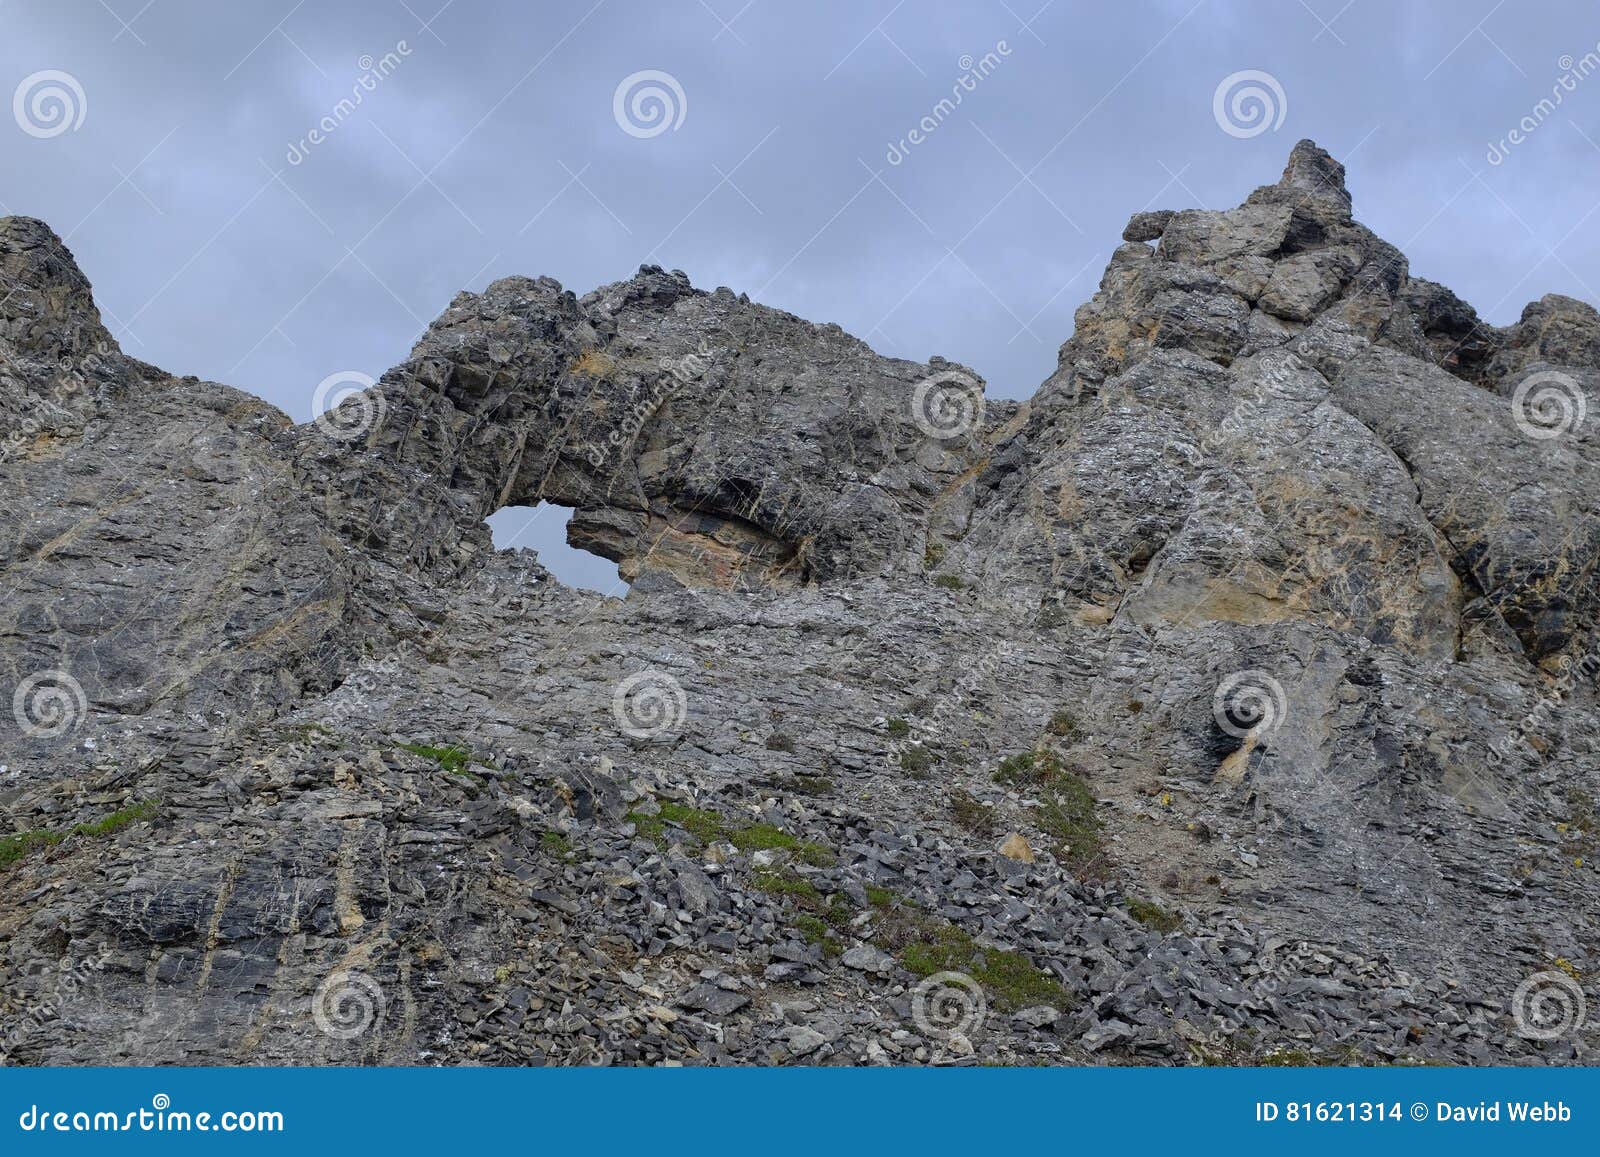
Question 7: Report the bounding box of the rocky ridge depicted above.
[1,141,1597,1066]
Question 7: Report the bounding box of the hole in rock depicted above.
[487,503,628,596]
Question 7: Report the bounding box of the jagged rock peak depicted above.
[1277,138,1352,214]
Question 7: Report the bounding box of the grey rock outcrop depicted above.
[1,141,1596,1067]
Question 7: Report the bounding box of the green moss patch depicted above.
[731,823,835,866]
[864,884,899,911]
[867,892,1070,1011]
[793,913,843,957]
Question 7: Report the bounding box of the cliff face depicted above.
[1,142,1597,1066]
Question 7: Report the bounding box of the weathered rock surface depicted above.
[1,141,1596,1066]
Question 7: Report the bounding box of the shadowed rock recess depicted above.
[2,141,1598,1066]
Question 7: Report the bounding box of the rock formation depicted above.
[1,141,1596,1065]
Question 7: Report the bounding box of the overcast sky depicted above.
[4,0,1599,589]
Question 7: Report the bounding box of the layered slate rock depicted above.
[1,143,1597,1067]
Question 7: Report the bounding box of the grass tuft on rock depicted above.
[993,750,1104,873]
[1,799,159,870]
[539,831,574,857]
[399,741,495,776]
[781,774,834,796]
[895,918,1070,1011]
[1126,897,1182,933]
[1045,709,1078,737]
[949,787,997,835]
[627,803,834,865]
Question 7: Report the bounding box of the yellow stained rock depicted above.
[999,832,1035,863]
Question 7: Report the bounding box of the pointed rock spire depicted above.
[1277,138,1352,215]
